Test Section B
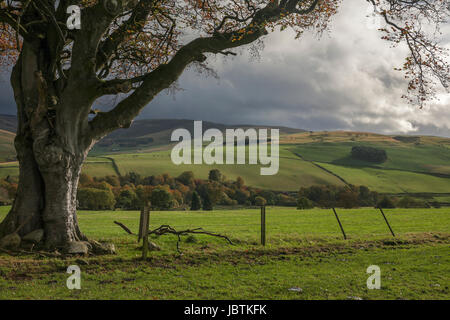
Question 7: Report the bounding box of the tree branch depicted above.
[87,4,289,140]
[95,0,155,74]
[114,221,233,254]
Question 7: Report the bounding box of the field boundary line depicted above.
[291,151,349,185]
[94,156,121,176]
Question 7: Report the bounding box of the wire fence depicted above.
[124,206,450,246]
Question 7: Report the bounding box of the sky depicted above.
[0,0,449,137]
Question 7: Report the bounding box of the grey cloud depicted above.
[140,0,449,136]
[1,1,449,137]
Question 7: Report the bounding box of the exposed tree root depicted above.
[0,246,61,258]
[114,221,233,254]
[0,233,115,258]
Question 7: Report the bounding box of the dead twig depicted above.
[114,221,233,254]
[148,225,233,254]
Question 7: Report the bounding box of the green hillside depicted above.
[0,118,449,195]
[108,147,345,191]
[91,118,305,154]
[103,141,450,193]
[317,162,450,194]
[289,141,450,175]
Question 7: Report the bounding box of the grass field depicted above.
[0,206,449,300]
[104,143,450,193]
[318,162,450,194]
[289,142,450,175]
[81,160,118,177]
[108,147,345,191]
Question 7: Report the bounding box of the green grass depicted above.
[86,141,450,193]
[1,138,449,194]
[68,207,450,242]
[0,206,449,299]
[318,162,450,193]
[81,161,118,177]
[290,142,450,175]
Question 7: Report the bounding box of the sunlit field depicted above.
[0,206,449,300]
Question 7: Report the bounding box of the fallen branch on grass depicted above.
[113,221,233,254]
[149,225,233,253]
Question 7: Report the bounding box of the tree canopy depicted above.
[0,1,448,142]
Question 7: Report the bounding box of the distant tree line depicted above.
[297,185,379,209]
[0,172,440,210]
[297,185,440,210]
[75,169,298,211]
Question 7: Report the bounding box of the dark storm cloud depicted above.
[140,1,450,136]
[1,1,449,136]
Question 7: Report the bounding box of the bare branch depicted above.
[114,221,233,254]
[87,0,331,140]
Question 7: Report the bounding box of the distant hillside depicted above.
[1,115,449,200]
[93,118,305,153]
[0,114,17,133]
[280,130,450,146]
[0,115,305,155]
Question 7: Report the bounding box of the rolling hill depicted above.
[0,115,449,196]
[0,114,17,133]
[0,115,305,155]
[92,118,305,153]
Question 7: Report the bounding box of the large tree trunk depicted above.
[0,132,87,250]
[0,44,95,253]
[39,155,87,249]
[0,132,44,237]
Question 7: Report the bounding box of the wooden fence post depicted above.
[332,208,347,240]
[261,206,266,246]
[139,206,150,260]
[378,207,395,237]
